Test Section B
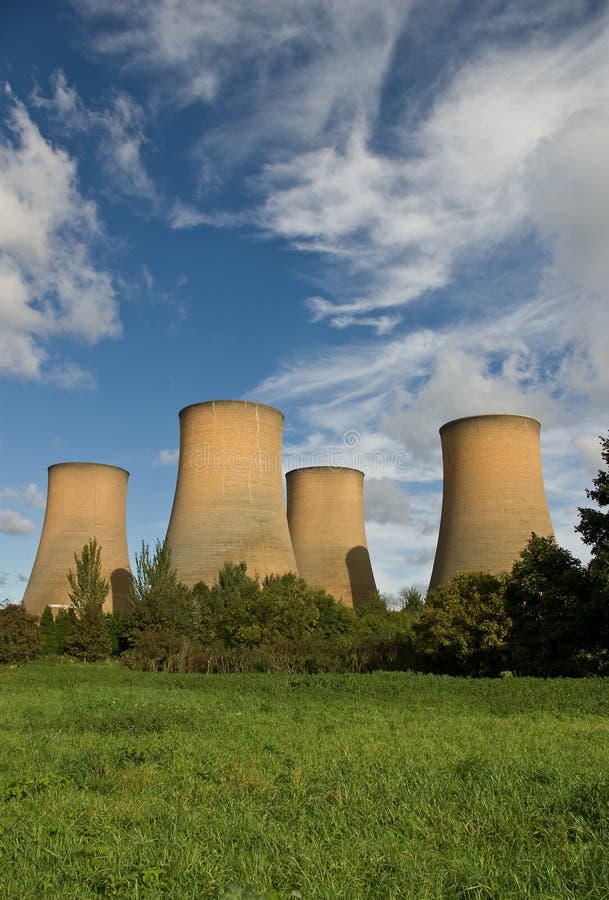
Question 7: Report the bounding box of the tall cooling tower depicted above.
[429,414,554,590]
[165,400,297,586]
[22,462,131,616]
[286,466,377,608]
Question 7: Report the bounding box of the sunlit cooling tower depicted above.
[22,463,131,617]
[165,400,297,586]
[429,414,554,590]
[286,466,377,608]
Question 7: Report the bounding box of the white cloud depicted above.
[70,0,410,133]
[156,448,179,465]
[22,483,46,509]
[0,509,35,535]
[0,86,121,381]
[0,483,46,509]
[32,70,155,202]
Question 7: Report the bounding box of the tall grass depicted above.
[1,661,608,898]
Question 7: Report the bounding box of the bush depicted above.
[413,572,509,676]
[0,605,43,664]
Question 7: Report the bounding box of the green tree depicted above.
[39,606,58,655]
[576,432,609,665]
[55,607,77,653]
[0,605,43,663]
[131,540,193,635]
[398,586,425,620]
[504,534,589,676]
[576,431,609,566]
[413,571,509,676]
[64,538,111,660]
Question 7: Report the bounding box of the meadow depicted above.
[1,662,608,899]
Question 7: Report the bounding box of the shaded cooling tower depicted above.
[429,414,554,590]
[165,400,297,586]
[286,466,377,608]
[22,462,131,617]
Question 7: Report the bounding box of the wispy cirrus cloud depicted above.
[31,70,155,203]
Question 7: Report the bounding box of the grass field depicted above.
[1,662,608,899]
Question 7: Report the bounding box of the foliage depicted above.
[67,538,109,613]
[414,571,510,676]
[0,605,43,664]
[104,612,132,657]
[38,606,58,655]
[130,540,193,635]
[398,586,425,618]
[65,539,111,661]
[576,432,609,662]
[505,534,592,676]
[576,431,609,566]
[54,607,77,654]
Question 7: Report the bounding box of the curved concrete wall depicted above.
[22,462,131,616]
[286,466,377,608]
[429,414,554,590]
[165,400,297,586]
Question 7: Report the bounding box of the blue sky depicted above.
[1,0,608,601]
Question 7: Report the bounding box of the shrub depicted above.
[0,605,43,664]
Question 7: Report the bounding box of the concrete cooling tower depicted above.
[286,466,377,608]
[165,400,297,586]
[429,414,554,590]
[22,463,131,617]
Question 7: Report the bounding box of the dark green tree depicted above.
[504,534,589,676]
[39,606,58,655]
[64,538,111,660]
[399,586,425,617]
[131,540,193,635]
[413,571,509,676]
[55,607,77,654]
[576,431,609,566]
[0,605,43,663]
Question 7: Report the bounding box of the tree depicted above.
[0,605,43,663]
[504,534,589,676]
[55,607,77,654]
[413,572,509,676]
[39,606,58,655]
[64,538,111,660]
[398,586,425,619]
[576,431,609,566]
[131,540,193,635]
[575,432,609,669]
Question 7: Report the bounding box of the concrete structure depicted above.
[165,400,297,586]
[22,463,131,616]
[286,466,377,608]
[429,414,554,590]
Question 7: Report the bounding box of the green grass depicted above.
[1,662,609,898]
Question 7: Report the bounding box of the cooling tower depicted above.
[165,400,297,586]
[286,466,377,608]
[429,414,554,590]
[22,462,131,617]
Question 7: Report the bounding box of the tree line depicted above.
[2,432,608,677]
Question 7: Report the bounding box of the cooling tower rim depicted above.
[48,461,130,476]
[286,465,365,477]
[178,399,285,421]
[439,413,541,434]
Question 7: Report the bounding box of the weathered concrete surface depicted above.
[166,400,297,586]
[22,463,131,616]
[429,414,554,590]
[286,466,377,608]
